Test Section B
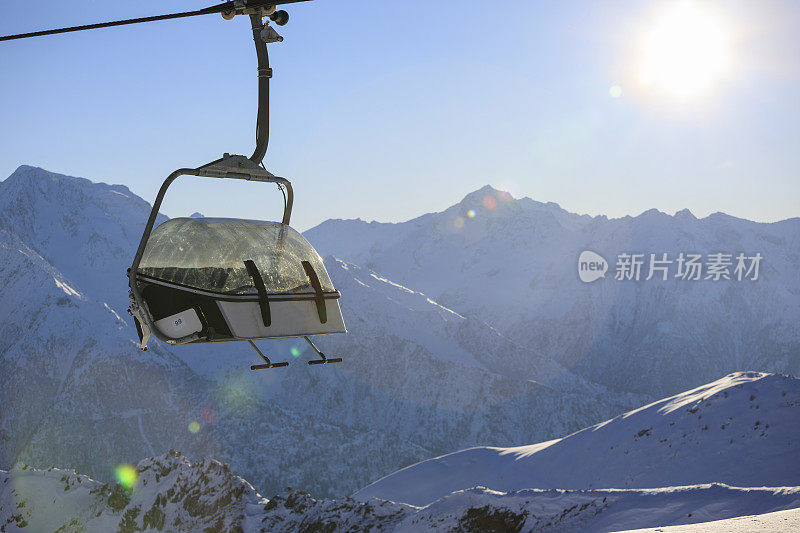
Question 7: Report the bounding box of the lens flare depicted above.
[453,217,465,229]
[188,421,200,434]
[482,196,498,211]
[201,406,215,423]
[609,85,623,98]
[290,346,301,357]
[467,209,476,219]
[217,371,260,415]
[114,464,138,490]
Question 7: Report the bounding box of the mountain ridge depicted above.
[355,371,800,507]
[304,183,800,397]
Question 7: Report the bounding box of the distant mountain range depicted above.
[2,371,798,532]
[0,165,797,501]
[307,185,800,397]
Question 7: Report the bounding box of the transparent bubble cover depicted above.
[138,218,335,294]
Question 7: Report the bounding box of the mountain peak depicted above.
[3,165,136,200]
[5,165,90,190]
[453,186,518,219]
[475,184,503,194]
[637,207,669,218]
[460,185,515,205]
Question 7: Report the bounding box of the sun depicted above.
[639,2,731,98]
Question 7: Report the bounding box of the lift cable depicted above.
[0,0,308,42]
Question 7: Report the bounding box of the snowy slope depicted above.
[620,507,800,532]
[393,485,800,533]
[306,186,800,397]
[355,372,800,506]
[0,225,219,481]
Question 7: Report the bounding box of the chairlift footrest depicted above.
[250,361,289,370]
[308,357,342,365]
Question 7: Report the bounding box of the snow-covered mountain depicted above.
[2,373,798,532]
[0,451,271,531]
[0,164,162,312]
[306,186,800,397]
[355,371,800,506]
[0,166,640,498]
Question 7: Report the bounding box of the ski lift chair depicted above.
[128,155,346,369]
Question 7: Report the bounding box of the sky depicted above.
[0,0,798,230]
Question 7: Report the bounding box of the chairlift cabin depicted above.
[128,156,346,368]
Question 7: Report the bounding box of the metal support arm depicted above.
[250,13,271,164]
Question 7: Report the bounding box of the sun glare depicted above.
[640,2,731,98]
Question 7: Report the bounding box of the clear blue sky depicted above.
[1,0,798,230]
